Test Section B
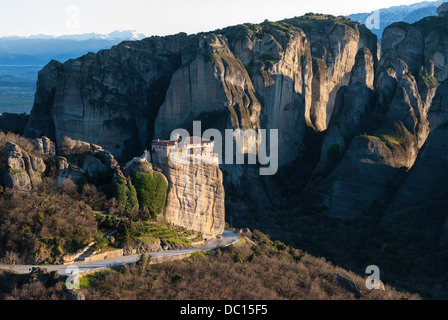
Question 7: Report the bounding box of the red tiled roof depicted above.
[152,136,213,146]
[151,139,177,146]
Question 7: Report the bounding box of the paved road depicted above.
[0,230,239,276]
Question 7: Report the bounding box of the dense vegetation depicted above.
[111,169,168,219]
[0,179,99,264]
[0,269,66,300]
[111,178,139,215]
[131,171,168,216]
[96,214,203,252]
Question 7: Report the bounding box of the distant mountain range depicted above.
[1,30,146,42]
[348,0,448,40]
[0,30,146,65]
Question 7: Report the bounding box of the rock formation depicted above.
[24,15,377,170]
[34,136,56,157]
[24,36,188,162]
[21,9,448,224]
[3,142,46,191]
[386,80,448,212]
[56,137,119,185]
[151,156,225,238]
[302,9,447,219]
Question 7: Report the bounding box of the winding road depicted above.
[0,230,239,276]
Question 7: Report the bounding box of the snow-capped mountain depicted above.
[0,30,147,65]
[1,30,146,42]
[55,30,146,41]
[348,0,448,39]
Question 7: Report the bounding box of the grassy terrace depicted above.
[96,214,204,251]
[135,221,203,247]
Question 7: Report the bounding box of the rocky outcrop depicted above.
[56,137,119,185]
[3,142,46,191]
[154,33,261,139]
[55,156,84,185]
[284,15,379,132]
[23,60,62,140]
[34,136,56,157]
[152,156,225,238]
[245,26,312,165]
[333,273,362,299]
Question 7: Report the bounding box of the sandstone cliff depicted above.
[25,35,189,161]
[386,80,448,213]
[151,156,225,238]
[24,14,377,171]
[302,10,448,219]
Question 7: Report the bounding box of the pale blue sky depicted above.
[0,0,436,37]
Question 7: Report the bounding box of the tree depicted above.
[111,178,139,216]
[125,180,139,213]
[111,179,128,207]
[81,183,107,211]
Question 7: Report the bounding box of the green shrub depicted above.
[111,179,139,215]
[171,274,184,285]
[111,179,128,207]
[94,231,109,251]
[131,171,168,216]
[125,180,139,212]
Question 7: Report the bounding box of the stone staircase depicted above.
[63,242,95,264]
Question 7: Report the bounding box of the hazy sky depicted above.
[0,0,438,37]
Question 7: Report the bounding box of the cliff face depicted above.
[25,35,189,161]
[24,15,378,170]
[385,80,448,213]
[302,11,448,219]
[283,16,379,132]
[149,155,225,238]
